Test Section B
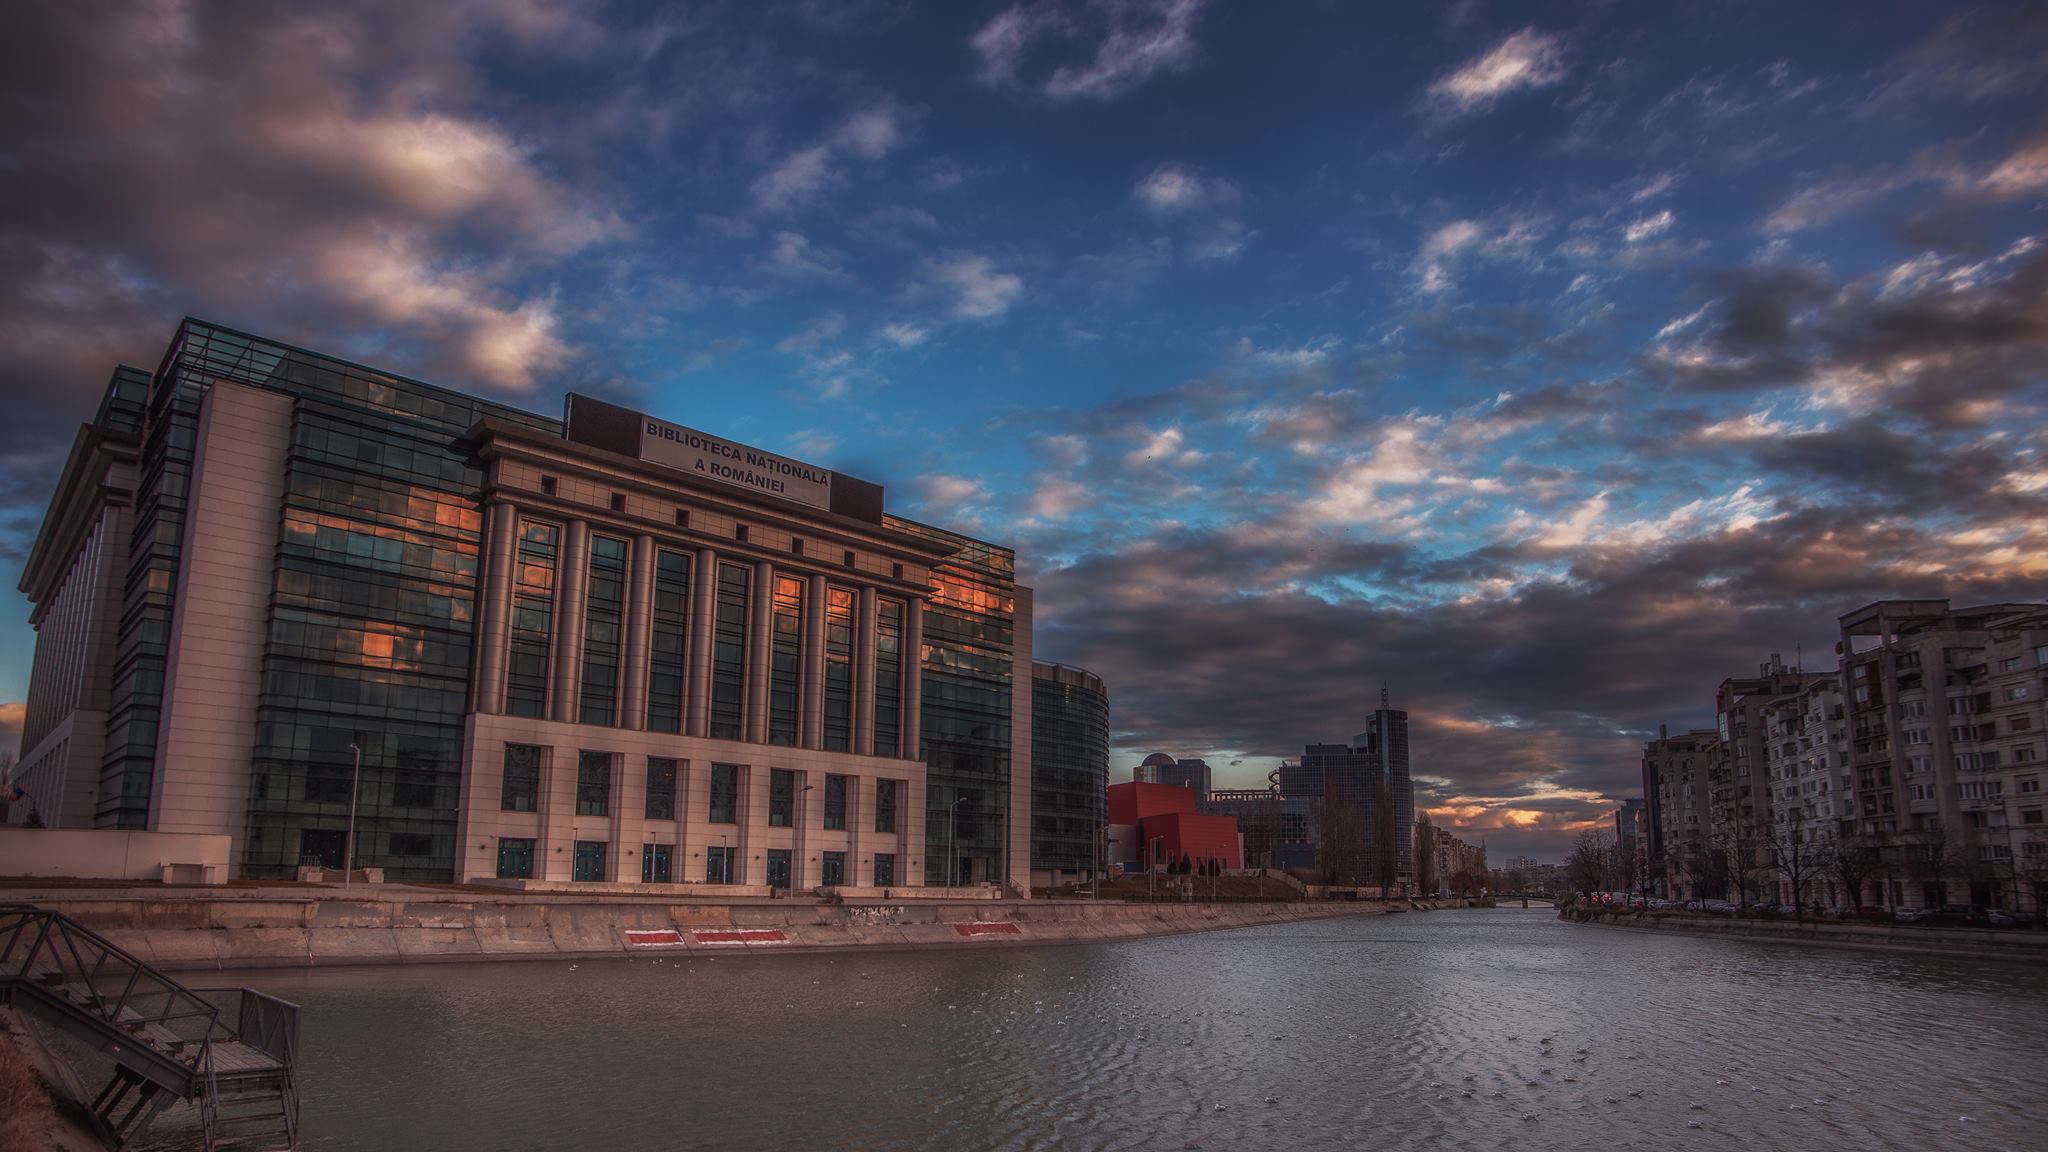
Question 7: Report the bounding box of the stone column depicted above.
[745,561,774,744]
[687,548,717,738]
[549,519,590,724]
[473,502,518,714]
[620,533,654,731]
[801,573,827,749]
[853,587,877,756]
[902,597,924,758]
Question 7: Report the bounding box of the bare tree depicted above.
[1832,834,1870,909]
[1768,811,1825,920]
[1565,829,1609,898]
[1373,775,1398,892]
[1718,831,1766,906]
[1312,795,1366,886]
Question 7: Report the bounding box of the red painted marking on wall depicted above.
[952,922,1021,937]
[624,929,685,946]
[693,928,788,944]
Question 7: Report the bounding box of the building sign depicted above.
[639,416,833,511]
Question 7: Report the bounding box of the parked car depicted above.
[1927,904,1993,927]
[1892,907,1927,924]
[1703,900,1738,916]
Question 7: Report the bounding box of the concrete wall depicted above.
[150,382,293,861]
[0,829,231,881]
[11,891,1373,971]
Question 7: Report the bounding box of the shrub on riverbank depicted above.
[0,1017,64,1152]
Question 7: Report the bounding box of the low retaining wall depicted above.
[1565,907,2048,962]
[0,829,231,883]
[11,893,1374,971]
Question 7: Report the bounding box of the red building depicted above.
[1106,782,1241,870]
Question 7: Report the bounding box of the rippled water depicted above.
[151,908,2048,1150]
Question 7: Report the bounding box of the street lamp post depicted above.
[947,794,968,891]
[344,742,362,890]
[1149,836,1165,903]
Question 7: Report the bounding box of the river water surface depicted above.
[151,907,2047,1150]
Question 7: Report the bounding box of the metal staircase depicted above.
[0,903,299,1150]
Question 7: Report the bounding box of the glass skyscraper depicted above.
[1029,661,1110,884]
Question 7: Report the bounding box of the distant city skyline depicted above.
[4,3,2047,861]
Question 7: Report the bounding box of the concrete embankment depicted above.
[2,887,1378,971]
[1563,906,2048,962]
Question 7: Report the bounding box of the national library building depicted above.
[13,320,1035,892]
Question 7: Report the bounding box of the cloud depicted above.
[916,473,985,511]
[761,231,846,279]
[1427,28,1566,116]
[923,252,1024,320]
[0,0,619,431]
[1132,163,1251,261]
[971,0,1205,101]
[877,322,930,348]
[1623,210,1675,244]
[1410,215,1547,294]
[752,105,910,213]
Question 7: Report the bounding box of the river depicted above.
[140,906,2046,1151]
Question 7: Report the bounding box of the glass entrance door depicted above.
[766,849,791,889]
[642,844,672,884]
[706,846,734,884]
[299,829,346,870]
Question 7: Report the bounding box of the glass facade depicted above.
[110,322,556,881]
[646,550,690,734]
[885,518,1017,887]
[579,535,627,726]
[505,521,557,718]
[710,763,739,824]
[1031,670,1110,876]
[769,767,794,827]
[823,587,854,751]
[769,575,804,746]
[501,744,540,811]
[823,773,847,830]
[875,778,897,833]
[710,563,749,740]
[873,599,903,757]
[645,756,677,820]
[576,750,611,817]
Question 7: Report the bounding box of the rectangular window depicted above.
[769,575,804,746]
[2015,714,2035,732]
[823,587,854,751]
[2006,684,2031,701]
[1905,729,1928,745]
[647,550,691,734]
[506,521,558,718]
[580,535,628,726]
[388,832,434,857]
[2037,645,2048,666]
[874,599,903,756]
[875,777,898,833]
[706,845,734,884]
[572,840,607,882]
[501,744,541,811]
[822,851,845,887]
[2024,809,2044,825]
[2021,777,2042,794]
[642,843,672,884]
[710,563,750,740]
[646,757,677,821]
[393,772,438,810]
[710,763,739,824]
[766,848,791,889]
[824,773,848,830]
[769,768,795,827]
[576,751,611,817]
[2004,657,2023,671]
[873,852,895,887]
[1959,781,1984,800]
[496,837,534,879]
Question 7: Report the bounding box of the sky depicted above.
[2,1,2046,861]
